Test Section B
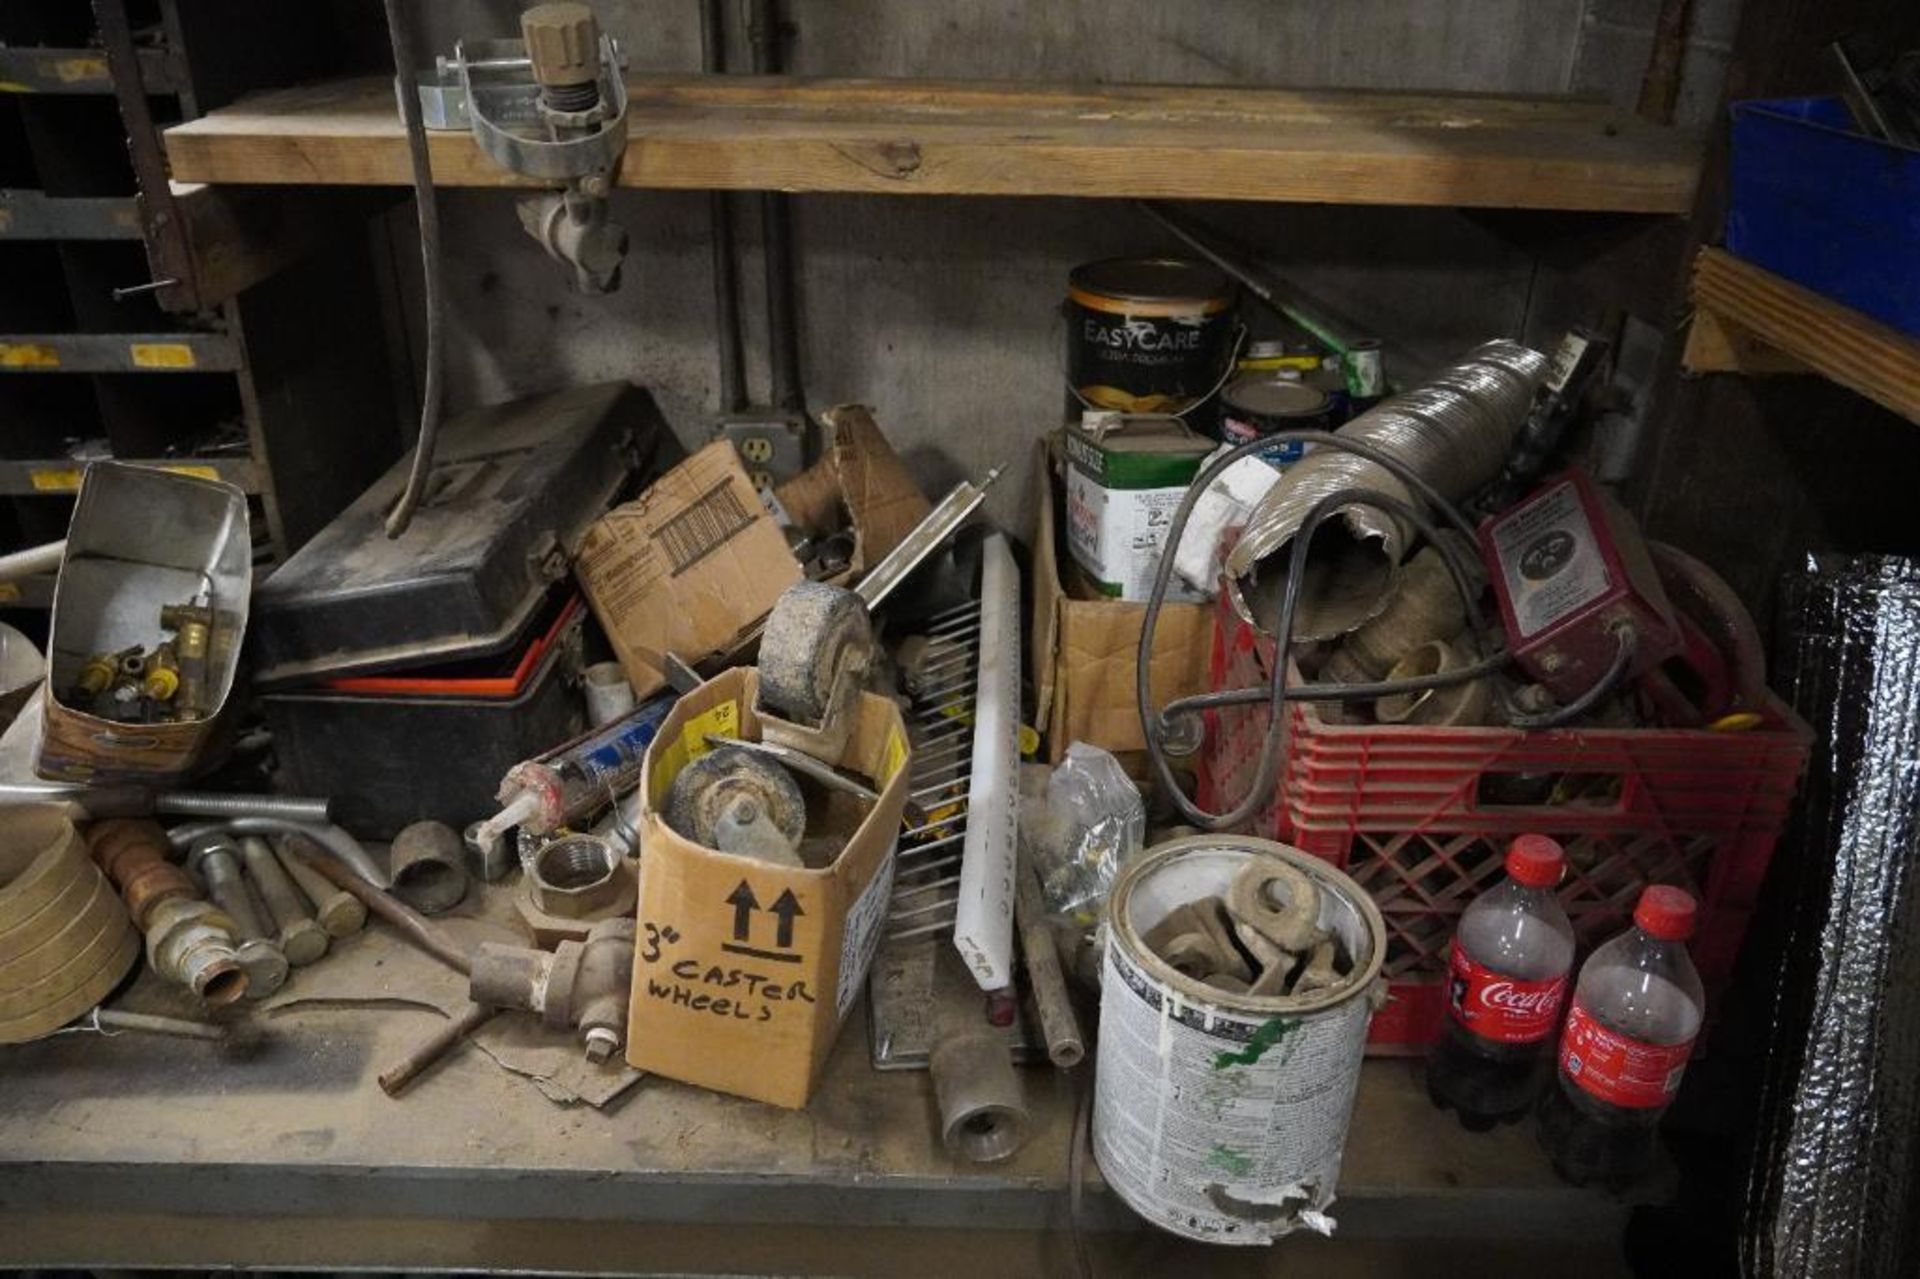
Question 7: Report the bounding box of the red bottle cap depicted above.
[1505,834,1565,888]
[1633,885,1697,941]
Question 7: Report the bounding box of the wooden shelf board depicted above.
[163,74,1702,213]
[1686,247,1920,423]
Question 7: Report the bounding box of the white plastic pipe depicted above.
[952,533,1021,994]
[0,540,63,584]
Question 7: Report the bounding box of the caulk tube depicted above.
[470,694,677,854]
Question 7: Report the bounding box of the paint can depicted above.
[1093,835,1386,1245]
[1341,338,1388,415]
[1062,413,1214,602]
[1217,373,1335,468]
[1066,258,1236,418]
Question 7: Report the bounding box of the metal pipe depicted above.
[238,835,330,967]
[153,792,332,823]
[165,817,387,888]
[282,841,471,976]
[701,0,746,412]
[380,0,447,539]
[379,1001,496,1097]
[749,0,803,412]
[93,1008,228,1041]
[0,539,63,584]
[274,836,368,938]
[1015,862,1086,1069]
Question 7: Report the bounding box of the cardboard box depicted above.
[38,463,252,783]
[575,442,803,700]
[1031,440,1213,765]
[775,404,931,579]
[629,666,911,1109]
[577,410,930,700]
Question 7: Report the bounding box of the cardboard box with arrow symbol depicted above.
[630,666,912,1108]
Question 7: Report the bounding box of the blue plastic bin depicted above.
[1727,96,1920,337]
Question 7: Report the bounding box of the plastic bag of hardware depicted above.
[1030,742,1147,924]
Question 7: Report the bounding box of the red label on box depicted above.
[1558,998,1693,1108]
[1447,945,1568,1044]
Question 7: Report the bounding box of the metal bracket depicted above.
[416,37,629,182]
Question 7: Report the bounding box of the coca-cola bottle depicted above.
[1537,885,1704,1188]
[1426,834,1575,1129]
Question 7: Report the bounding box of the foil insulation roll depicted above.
[1745,555,1920,1278]
[1223,339,1547,641]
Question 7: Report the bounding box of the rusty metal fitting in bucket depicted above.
[1094,836,1386,1244]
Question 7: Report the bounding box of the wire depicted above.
[1162,647,1509,716]
[1136,429,1494,830]
[381,0,446,539]
[1136,427,1638,829]
[1506,625,1638,729]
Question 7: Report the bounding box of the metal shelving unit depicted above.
[0,0,404,612]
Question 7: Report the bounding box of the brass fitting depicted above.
[159,602,213,717]
[522,3,600,91]
[470,917,634,1061]
[75,651,121,698]
[142,642,180,703]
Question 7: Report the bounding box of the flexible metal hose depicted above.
[1224,340,1546,641]
[1137,428,1636,829]
[381,0,446,539]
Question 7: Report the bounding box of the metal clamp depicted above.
[416,37,629,182]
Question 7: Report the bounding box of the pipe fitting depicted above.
[144,896,248,1006]
[929,1028,1030,1163]
[1374,637,1492,727]
[514,834,636,947]
[390,821,471,917]
[1339,545,1474,680]
[469,917,635,1061]
[87,818,195,928]
[184,833,287,997]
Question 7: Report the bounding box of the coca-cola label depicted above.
[1558,998,1695,1109]
[1447,944,1567,1043]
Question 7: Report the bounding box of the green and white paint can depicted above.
[1094,836,1387,1245]
[1062,412,1213,602]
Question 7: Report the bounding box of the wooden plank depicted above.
[163,74,1702,213]
[167,183,398,309]
[1682,307,1815,376]
[1689,247,1920,423]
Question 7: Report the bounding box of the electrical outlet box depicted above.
[713,413,812,495]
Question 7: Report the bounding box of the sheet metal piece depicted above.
[1747,555,1920,1279]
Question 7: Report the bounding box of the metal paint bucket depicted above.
[1067,258,1236,417]
[1218,373,1335,466]
[1093,835,1386,1245]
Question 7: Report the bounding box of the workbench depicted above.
[0,924,1636,1278]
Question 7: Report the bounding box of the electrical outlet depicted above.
[713,413,812,494]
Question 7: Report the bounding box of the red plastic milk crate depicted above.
[1196,594,1811,1053]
